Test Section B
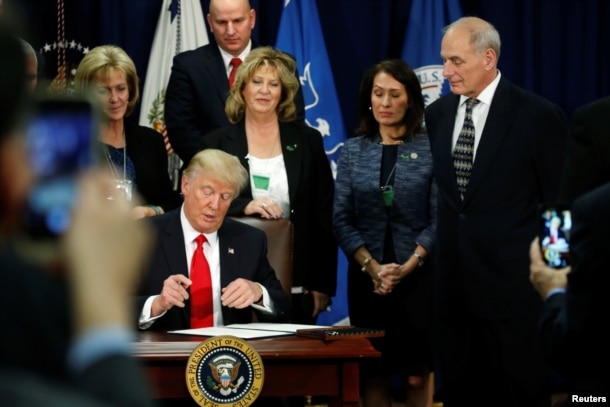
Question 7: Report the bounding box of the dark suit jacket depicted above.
[559,96,610,203]
[201,121,337,296]
[0,240,71,381]
[425,76,568,320]
[0,242,155,407]
[124,121,182,212]
[165,43,306,166]
[539,181,610,395]
[137,209,290,331]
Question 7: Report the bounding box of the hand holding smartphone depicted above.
[23,95,99,241]
[538,203,571,268]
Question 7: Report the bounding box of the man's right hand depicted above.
[151,274,192,317]
[529,238,570,300]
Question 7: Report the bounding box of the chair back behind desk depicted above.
[230,216,293,297]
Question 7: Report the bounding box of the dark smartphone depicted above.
[23,95,99,240]
[538,203,571,268]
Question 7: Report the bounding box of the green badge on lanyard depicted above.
[381,187,394,207]
[252,175,270,190]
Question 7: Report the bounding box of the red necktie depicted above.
[228,57,242,89]
[190,234,213,328]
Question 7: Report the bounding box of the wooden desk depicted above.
[134,331,380,407]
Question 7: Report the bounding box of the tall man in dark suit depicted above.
[165,0,305,167]
[425,17,568,407]
[137,148,290,331]
[559,96,610,203]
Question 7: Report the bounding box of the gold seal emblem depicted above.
[185,336,264,406]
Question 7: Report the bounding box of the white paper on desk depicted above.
[168,326,290,339]
[226,323,330,333]
[168,323,331,339]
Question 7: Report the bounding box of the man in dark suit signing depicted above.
[425,16,568,407]
[137,148,290,331]
[165,0,305,167]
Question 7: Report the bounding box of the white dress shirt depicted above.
[451,71,502,161]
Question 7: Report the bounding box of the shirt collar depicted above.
[218,41,252,71]
[180,205,218,246]
[460,70,502,107]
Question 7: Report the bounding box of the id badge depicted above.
[252,174,270,190]
[381,186,394,207]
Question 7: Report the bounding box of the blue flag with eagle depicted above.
[276,0,349,326]
[139,0,208,189]
[401,0,462,107]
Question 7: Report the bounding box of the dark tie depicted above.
[228,57,242,89]
[190,234,213,328]
[453,98,480,201]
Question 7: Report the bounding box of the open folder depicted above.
[168,322,331,340]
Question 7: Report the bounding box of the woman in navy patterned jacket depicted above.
[333,59,437,407]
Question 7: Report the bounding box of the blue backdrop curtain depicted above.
[15,0,610,134]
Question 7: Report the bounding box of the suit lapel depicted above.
[202,46,231,104]
[464,78,512,203]
[160,211,189,277]
[223,123,250,160]
[159,210,190,326]
[363,138,382,182]
[217,221,239,287]
[435,95,462,203]
[279,122,302,206]
[224,123,253,197]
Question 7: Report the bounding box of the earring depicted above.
[368,106,372,111]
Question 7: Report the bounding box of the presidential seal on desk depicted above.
[186,335,264,406]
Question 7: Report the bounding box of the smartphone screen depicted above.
[23,96,99,240]
[539,203,571,268]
